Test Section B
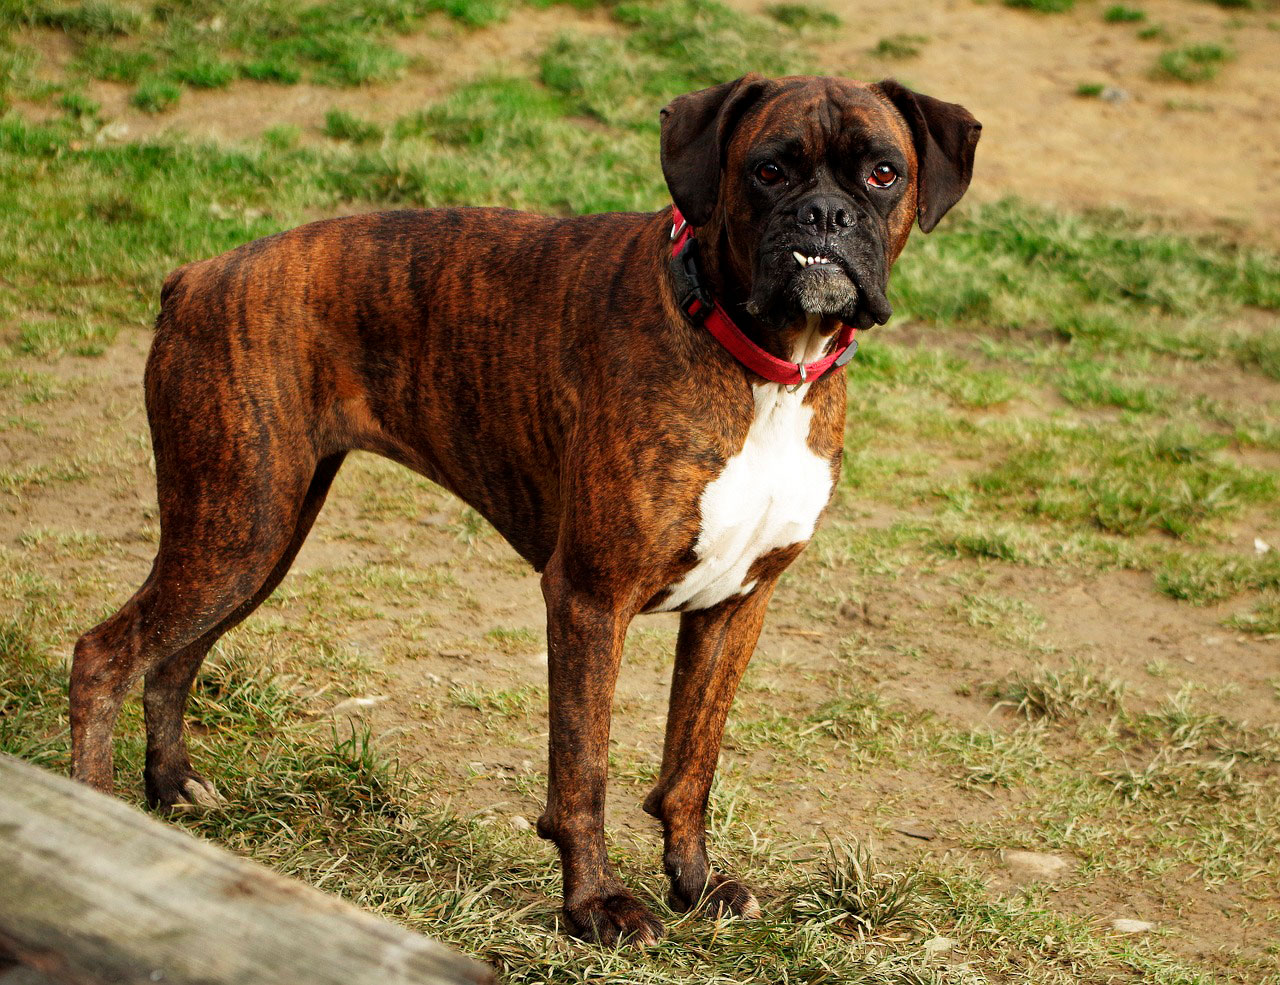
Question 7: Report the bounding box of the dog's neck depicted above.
[696,219,842,366]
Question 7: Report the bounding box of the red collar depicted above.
[668,205,858,387]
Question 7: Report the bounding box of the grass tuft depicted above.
[1103,5,1146,22]
[323,108,383,143]
[1225,594,1280,635]
[130,76,181,112]
[1154,550,1280,604]
[870,33,928,59]
[790,838,934,938]
[1004,0,1074,11]
[764,3,841,30]
[990,662,1125,721]
[1155,43,1234,83]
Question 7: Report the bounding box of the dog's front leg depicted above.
[643,584,775,920]
[536,556,664,947]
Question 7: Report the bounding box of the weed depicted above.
[324,108,382,143]
[1154,549,1280,604]
[804,692,909,764]
[1075,82,1105,97]
[1234,329,1280,380]
[1057,362,1171,412]
[241,56,302,85]
[169,52,236,89]
[1155,44,1234,83]
[1226,594,1280,635]
[262,124,301,150]
[483,626,541,654]
[450,505,493,543]
[1103,5,1146,22]
[130,76,181,112]
[764,3,841,30]
[1005,0,1074,11]
[77,43,155,83]
[449,684,540,717]
[58,90,99,119]
[790,838,934,938]
[16,317,115,357]
[870,33,928,59]
[990,663,1125,721]
[36,1,143,37]
[942,725,1049,787]
[1104,750,1254,803]
[955,591,1047,649]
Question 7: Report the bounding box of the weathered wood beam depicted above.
[0,755,493,985]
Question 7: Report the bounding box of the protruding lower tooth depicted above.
[793,251,806,267]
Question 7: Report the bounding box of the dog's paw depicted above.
[565,891,664,947]
[672,872,761,920]
[146,769,226,812]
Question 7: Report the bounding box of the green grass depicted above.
[1154,550,1280,604]
[1004,0,1074,11]
[1103,4,1146,22]
[1226,594,1280,634]
[323,108,382,143]
[5,595,1269,985]
[1155,43,1235,83]
[1,0,526,111]
[130,75,181,112]
[763,3,841,30]
[989,662,1126,721]
[870,33,928,59]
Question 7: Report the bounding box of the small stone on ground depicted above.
[1111,918,1155,934]
[1003,850,1070,881]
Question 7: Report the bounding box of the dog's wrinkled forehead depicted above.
[730,78,912,165]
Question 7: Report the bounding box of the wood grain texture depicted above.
[0,755,492,985]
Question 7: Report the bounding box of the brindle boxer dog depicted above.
[70,74,979,946]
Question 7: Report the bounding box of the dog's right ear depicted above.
[660,74,769,228]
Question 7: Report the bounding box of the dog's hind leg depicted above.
[139,453,346,809]
[643,583,775,919]
[70,397,332,797]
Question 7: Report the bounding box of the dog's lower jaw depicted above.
[794,267,859,319]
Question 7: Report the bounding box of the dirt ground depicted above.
[3,0,1279,977]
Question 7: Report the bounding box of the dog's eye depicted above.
[867,163,899,188]
[755,162,784,185]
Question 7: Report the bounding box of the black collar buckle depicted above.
[670,237,713,324]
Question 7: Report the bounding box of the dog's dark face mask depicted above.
[660,75,982,337]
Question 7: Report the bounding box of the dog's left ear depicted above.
[876,80,982,233]
[660,74,770,228]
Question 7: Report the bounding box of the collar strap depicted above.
[668,205,857,387]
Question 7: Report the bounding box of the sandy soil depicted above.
[799,0,1280,243]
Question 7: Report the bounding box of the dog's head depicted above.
[660,75,981,334]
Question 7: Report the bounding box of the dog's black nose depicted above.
[796,196,854,232]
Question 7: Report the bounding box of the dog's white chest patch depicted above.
[655,383,833,612]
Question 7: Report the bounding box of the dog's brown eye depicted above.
[756,162,783,185]
[867,163,898,188]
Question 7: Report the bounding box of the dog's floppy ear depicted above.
[876,80,982,233]
[660,74,769,227]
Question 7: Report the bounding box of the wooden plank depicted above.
[0,755,493,985]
